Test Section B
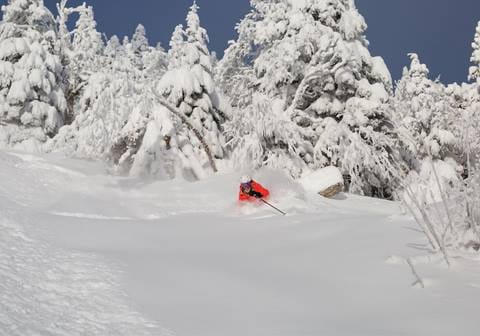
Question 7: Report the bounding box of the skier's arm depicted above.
[251,182,269,198]
[249,190,264,198]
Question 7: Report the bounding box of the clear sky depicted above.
[2,0,480,84]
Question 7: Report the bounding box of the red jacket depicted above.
[239,180,270,201]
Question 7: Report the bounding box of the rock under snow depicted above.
[300,166,344,198]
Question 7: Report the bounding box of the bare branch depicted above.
[407,258,425,289]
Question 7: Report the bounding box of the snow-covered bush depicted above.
[402,159,480,264]
[0,0,67,151]
[219,0,402,197]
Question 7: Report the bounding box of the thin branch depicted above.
[404,185,450,267]
[402,189,437,250]
[407,258,425,289]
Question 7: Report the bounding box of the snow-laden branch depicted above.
[150,87,218,173]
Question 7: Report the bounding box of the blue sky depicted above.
[3,0,480,84]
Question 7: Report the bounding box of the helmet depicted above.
[240,175,252,184]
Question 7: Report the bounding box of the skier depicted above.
[238,175,270,201]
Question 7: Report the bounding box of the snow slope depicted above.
[1,150,480,336]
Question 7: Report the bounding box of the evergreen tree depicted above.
[0,0,67,150]
[219,0,398,196]
[111,1,226,180]
[158,2,225,166]
[130,24,149,71]
[71,4,103,74]
[104,35,122,60]
[132,24,149,54]
[394,54,458,164]
[51,7,134,159]
[143,41,167,79]
[168,24,185,70]
[69,4,104,107]
[469,21,480,82]
[51,32,135,159]
[129,24,167,78]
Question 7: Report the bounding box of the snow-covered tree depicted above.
[108,2,227,180]
[219,0,399,196]
[50,7,135,159]
[104,35,121,60]
[463,21,480,168]
[70,4,103,74]
[51,70,135,159]
[400,26,480,255]
[131,24,149,55]
[52,1,105,125]
[445,82,480,170]
[133,26,167,79]
[68,4,104,115]
[225,91,305,176]
[394,54,460,167]
[56,0,71,48]
[120,24,167,80]
[156,3,225,172]
[51,14,168,164]
[103,34,134,73]
[0,0,67,151]
[129,24,149,70]
[143,42,167,79]
[167,24,185,70]
[469,21,480,82]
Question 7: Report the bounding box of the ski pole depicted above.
[260,199,287,216]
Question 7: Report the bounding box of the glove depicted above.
[250,190,263,199]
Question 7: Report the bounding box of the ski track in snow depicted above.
[50,212,135,221]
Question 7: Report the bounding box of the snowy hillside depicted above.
[2,150,480,336]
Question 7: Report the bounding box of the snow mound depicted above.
[405,159,460,204]
[299,166,344,196]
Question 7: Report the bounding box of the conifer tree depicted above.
[71,5,103,74]
[0,0,67,150]
[111,1,225,179]
[68,4,104,107]
[129,24,167,78]
[219,0,398,196]
[104,35,122,60]
[394,54,458,164]
[51,6,134,159]
[158,1,225,165]
[168,24,185,70]
[130,24,149,71]
[469,21,480,82]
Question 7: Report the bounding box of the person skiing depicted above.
[238,175,270,201]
